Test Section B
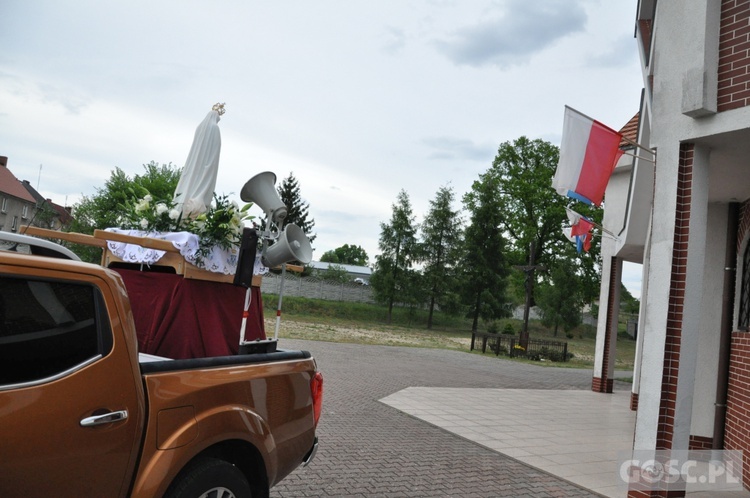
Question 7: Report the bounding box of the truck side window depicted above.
[0,276,112,386]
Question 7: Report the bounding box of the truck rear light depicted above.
[311,371,323,427]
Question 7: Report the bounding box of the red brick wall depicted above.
[655,144,694,450]
[628,490,688,498]
[724,333,750,488]
[688,435,714,450]
[592,376,613,393]
[719,0,750,111]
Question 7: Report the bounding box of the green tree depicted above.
[277,172,316,244]
[461,171,511,332]
[620,283,640,315]
[320,244,369,266]
[67,162,180,262]
[491,136,601,306]
[370,190,419,323]
[419,185,463,329]
[536,259,584,337]
[30,202,61,230]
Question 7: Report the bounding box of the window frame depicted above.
[740,241,750,331]
[0,275,113,390]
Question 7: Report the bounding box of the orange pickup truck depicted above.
[0,232,322,498]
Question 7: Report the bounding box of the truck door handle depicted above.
[80,410,129,427]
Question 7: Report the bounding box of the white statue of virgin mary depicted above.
[173,103,225,219]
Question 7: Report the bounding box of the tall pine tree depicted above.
[461,171,511,331]
[370,190,419,323]
[419,185,463,329]
[276,172,316,244]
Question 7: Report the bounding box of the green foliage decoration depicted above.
[118,192,253,266]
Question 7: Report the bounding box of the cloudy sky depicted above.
[1,0,644,295]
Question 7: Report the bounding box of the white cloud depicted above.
[422,136,495,162]
[433,0,587,67]
[0,0,643,276]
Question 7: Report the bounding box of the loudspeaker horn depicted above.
[262,224,313,267]
[240,171,288,224]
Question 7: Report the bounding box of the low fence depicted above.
[470,332,569,362]
[259,272,375,304]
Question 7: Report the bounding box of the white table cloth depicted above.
[104,228,266,275]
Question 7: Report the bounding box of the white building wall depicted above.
[633,140,680,449]
[691,202,729,438]
[632,222,652,400]
[633,0,734,451]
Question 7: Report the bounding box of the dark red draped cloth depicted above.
[114,269,265,359]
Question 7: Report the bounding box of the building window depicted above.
[1,197,6,213]
[21,205,28,219]
[10,216,18,232]
[740,242,750,331]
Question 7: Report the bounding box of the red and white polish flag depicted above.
[564,207,595,253]
[553,106,624,207]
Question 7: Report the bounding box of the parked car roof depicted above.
[0,231,80,261]
[307,261,372,276]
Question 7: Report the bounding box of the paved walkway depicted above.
[270,339,749,497]
[381,387,633,497]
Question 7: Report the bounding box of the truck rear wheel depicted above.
[165,457,252,498]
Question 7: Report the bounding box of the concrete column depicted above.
[690,203,728,448]
[631,226,652,411]
[632,142,688,452]
[632,142,709,469]
[670,144,710,450]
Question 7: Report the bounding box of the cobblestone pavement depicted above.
[270,339,605,498]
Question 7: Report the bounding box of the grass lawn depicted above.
[263,294,637,370]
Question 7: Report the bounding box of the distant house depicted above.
[0,156,37,233]
[307,261,372,282]
[20,179,73,230]
[0,156,72,233]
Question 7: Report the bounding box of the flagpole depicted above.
[596,226,618,239]
[566,206,618,239]
[587,219,619,239]
[620,134,656,157]
[621,149,656,163]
